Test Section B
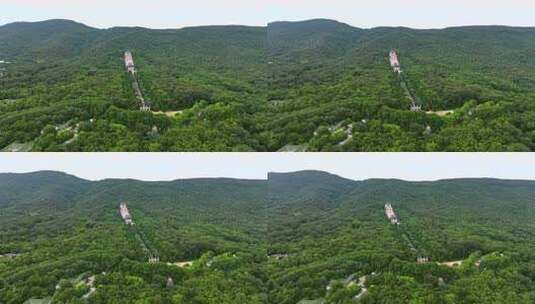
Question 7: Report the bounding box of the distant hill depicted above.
[0,19,98,59]
[268,19,365,63]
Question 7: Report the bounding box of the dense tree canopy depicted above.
[1,171,535,303]
[1,19,535,151]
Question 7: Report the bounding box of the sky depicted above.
[1,0,534,29]
[1,153,535,182]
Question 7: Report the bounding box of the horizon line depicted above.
[2,18,535,31]
[4,169,535,184]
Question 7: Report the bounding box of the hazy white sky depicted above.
[1,153,534,182]
[1,0,534,29]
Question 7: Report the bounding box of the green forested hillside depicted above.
[1,18,535,151]
[1,171,535,303]
[0,172,268,304]
[0,20,267,152]
[266,172,535,304]
[266,20,535,151]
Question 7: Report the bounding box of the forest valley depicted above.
[1,19,535,151]
[1,171,535,303]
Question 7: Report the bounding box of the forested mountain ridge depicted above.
[0,171,268,303]
[0,19,98,60]
[267,19,366,64]
[2,170,535,303]
[2,19,535,151]
[266,171,535,303]
[267,20,535,152]
[0,20,267,152]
